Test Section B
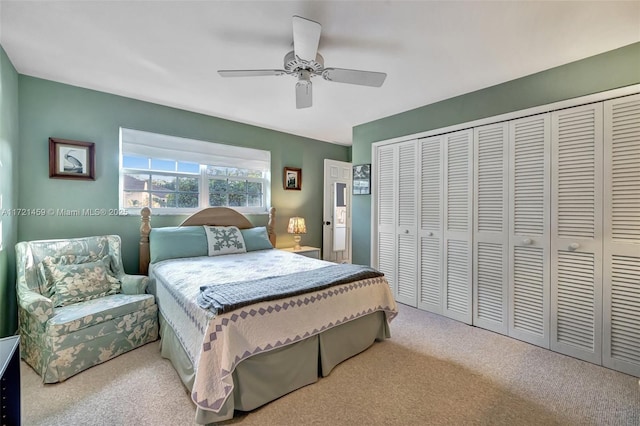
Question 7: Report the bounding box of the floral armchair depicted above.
[16,235,158,383]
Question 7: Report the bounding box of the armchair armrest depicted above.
[120,274,149,295]
[19,291,54,323]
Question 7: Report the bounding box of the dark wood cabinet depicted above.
[0,336,20,426]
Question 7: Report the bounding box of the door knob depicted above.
[404,229,409,234]
[522,238,532,245]
[427,231,433,237]
[324,221,331,225]
[569,243,580,251]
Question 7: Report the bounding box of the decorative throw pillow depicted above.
[203,226,247,256]
[39,256,120,307]
[37,254,95,296]
[240,227,274,251]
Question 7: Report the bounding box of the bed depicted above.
[139,206,397,424]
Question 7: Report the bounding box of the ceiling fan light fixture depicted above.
[295,76,312,109]
[217,15,387,108]
[296,70,312,109]
[297,69,312,83]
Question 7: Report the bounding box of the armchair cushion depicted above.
[46,294,156,337]
[39,256,120,307]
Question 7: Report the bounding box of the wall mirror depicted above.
[333,182,347,251]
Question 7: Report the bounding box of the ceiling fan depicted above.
[218,16,387,109]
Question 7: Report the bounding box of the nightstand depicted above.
[0,336,20,426]
[281,246,321,259]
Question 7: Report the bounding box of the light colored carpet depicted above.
[21,304,640,425]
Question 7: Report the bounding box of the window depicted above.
[119,128,270,214]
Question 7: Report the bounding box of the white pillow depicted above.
[203,225,247,256]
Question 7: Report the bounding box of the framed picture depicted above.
[353,164,371,195]
[283,167,302,190]
[49,137,96,180]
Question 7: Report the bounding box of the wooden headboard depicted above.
[139,207,276,274]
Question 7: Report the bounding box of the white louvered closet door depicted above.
[550,104,603,364]
[374,145,397,295]
[473,123,509,334]
[603,94,640,376]
[509,114,551,348]
[443,130,473,324]
[418,135,444,313]
[395,140,419,306]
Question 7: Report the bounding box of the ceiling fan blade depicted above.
[292,15,321,62]
[296,80,312,109]
[322,68,387,87]
[218,69,286,77]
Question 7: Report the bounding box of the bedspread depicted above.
[149,250,397,415]
[150,250,331,364]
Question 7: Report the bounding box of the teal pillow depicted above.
[149,226,208,263]
[240,227,274,251]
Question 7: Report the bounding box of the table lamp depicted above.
[287,217,307,250]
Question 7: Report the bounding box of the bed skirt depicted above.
[157,310,390,424]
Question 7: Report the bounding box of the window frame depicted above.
[119,128,271,215]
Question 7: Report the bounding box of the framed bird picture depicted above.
[49,137,96,180]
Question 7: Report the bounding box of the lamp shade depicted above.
[287,217,307,234]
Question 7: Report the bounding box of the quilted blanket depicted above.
[197,264,384,314]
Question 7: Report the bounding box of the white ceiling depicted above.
[1,1,639,145]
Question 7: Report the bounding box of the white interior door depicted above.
[396,140,418,307]
[508,114,551,348]
[550,103,603,364]
[602,94,640,376]
[323,159,352,263]
[373,145,397,294]
[418,135,444,313]
[473,123,509,334]
[443,129,473,324]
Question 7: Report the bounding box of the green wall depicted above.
[18,76,349,273]
[352,42,640,266]
[0,45,20,337]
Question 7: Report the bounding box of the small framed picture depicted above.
[353,164,371,195]
[49,137,96,180]
[283,167,302,190]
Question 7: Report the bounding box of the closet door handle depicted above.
[427,231,433,237]
[404,229,409,234]
[522,238,532,245]
[569,243,580,251]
